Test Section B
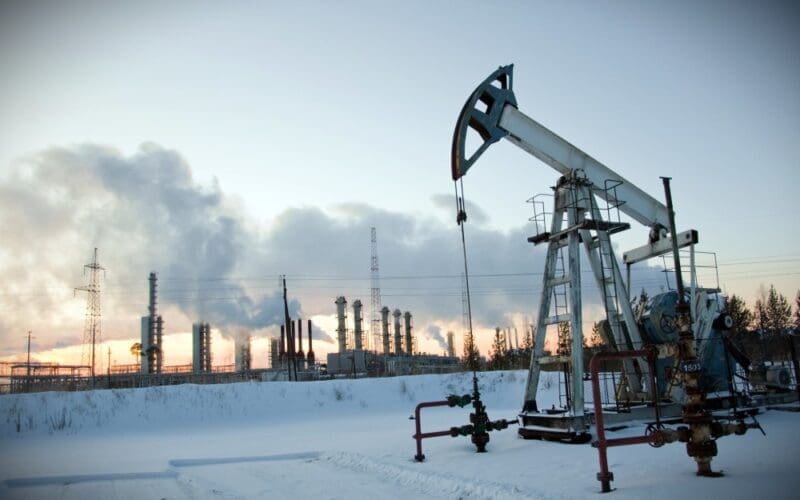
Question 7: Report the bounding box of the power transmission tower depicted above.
[75,248,105,384]
[370,227,382,352]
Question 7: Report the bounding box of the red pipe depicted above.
[413,400,452,462]
[591,349,654,493]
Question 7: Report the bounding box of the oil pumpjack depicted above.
[450,65,761,476]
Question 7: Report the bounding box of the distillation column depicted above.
[393,309,403,355]
[335,296,347,354]
[404,311,413,356]
[353,300,364,351]
[381,306,391,355]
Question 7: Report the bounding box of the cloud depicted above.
[0,142,673,358]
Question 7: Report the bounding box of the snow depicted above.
[1,370,798,499]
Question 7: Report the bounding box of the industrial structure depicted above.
[326,296,459,376]
[74,247,105,381]
[370,227,382,351]
[450,64,789,487]
[447,331,456,358]
[140,272,163,375]
[381,306,391,355]
[192,323,212,373]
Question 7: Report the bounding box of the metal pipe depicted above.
[661,177,716,477]
[412,399,452,462]
[590,349,653,493]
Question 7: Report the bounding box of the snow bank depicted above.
[0,370,537,437]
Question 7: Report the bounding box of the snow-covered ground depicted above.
[1,370,798,499]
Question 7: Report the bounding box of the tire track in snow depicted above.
[319,451,565,500]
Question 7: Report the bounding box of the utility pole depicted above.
[75,248,105,386]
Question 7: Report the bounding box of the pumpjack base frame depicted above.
[518,411,592,443]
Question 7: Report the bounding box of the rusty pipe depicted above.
[412,399,453,462]
[591,349,653,493]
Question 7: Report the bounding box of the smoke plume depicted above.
[422,324,449,353]
[0,142,670,357]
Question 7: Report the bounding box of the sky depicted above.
[0,1,798,368]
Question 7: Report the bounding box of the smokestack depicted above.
[353,300,364,351]
[335,296,347,354]
[282,276,296,381]
[447,331,455,358]
[280,325,286,361]
[144,272,158,374]
[514,327,519,350]
[290,321,296,362]
[381,306,391,355]
[307,319,315,365]
[296,318,305,370]
[403,311,413,356]
[393,309,402,355]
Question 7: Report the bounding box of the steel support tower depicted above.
[370,227,382,352]
[75,247,105,382]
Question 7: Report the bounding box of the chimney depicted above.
[381,306,391,355]
[335,296,347,353]
[296,318,305,370]
[393,309,402,356]
[403,311,413,356]
[447,331,455,358]
[307,319,315,365]
[280,325,286,363]
[353,300,364,351]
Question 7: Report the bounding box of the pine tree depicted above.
[765,285,791,335]
[589,322,604,349]
[490,327,508,369]
[522,325,534,351]
[726,294,753,334]
[462,331,480,372]
[754,298,768,334]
